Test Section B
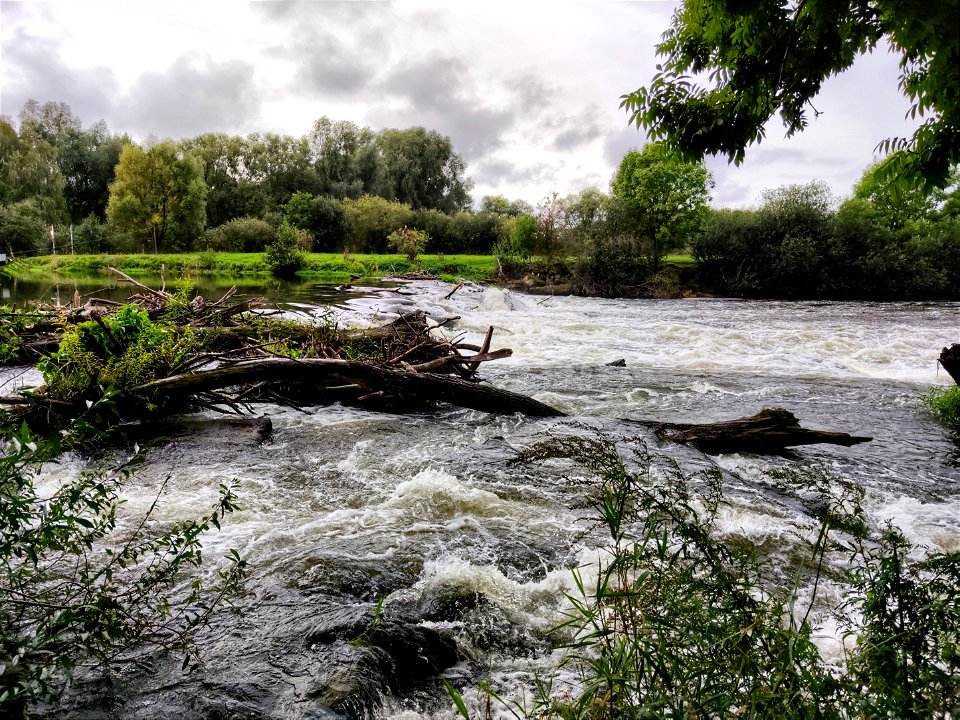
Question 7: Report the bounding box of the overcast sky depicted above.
[1,0,919,208]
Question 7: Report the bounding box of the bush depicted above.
[265,221,306,277]
[0,412,245,713]
[283,193,346,251]
[204,217,277,253]
[448,432,960,719]
[922,385,960,429]
[386,226,428,262]
[37,305,193,403]
[574,234,654,297]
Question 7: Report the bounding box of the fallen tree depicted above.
[0,272,563,432]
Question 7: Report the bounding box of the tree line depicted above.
[0,100,503,257]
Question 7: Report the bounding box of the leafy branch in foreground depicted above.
[446,432,959,719]
[0,411,246,715]
[622,0,959,190]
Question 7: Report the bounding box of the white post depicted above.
[50,225,56,255]
[70,224,74,254]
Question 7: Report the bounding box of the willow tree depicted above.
[107,142,207,253]
[622,0,959,190]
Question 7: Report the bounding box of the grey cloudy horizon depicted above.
[1,0,919,209]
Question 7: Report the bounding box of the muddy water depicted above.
[21,280,960,718]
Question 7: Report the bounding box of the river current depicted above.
[19,280,960,718]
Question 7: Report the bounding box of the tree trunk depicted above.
[632,407,871,454]
[939,344,960,386]
[130,358,564,417]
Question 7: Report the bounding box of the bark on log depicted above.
[939,344,960,386]
[130,358,564,417]
[634,407,871,454]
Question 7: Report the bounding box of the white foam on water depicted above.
[866,494,960,555]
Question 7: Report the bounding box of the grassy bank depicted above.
[6,253,500,283]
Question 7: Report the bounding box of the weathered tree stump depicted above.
[939,344,960,386]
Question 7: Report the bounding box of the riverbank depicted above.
[4,252,701,297]
[5,253,500,284]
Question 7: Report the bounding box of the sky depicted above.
[0,0,920,209]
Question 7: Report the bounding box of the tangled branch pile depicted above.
[0,271,560,434]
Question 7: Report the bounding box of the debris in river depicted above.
[635,407,872,454]
[0,270,563,432]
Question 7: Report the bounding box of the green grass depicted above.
[922,384,960,429]
[663,253,696,266]
[6,253,499,283]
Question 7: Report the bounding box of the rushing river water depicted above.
[13,278,960,718]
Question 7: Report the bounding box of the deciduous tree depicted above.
[611,143,712,267]
[622,0,960,189]
[107,142,207,253]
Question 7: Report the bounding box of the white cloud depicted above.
[0,1,920,208]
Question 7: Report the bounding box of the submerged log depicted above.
[638,407,871,454]
[939,344,960,386]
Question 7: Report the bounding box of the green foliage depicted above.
[386,226,429,262]
[204,217,277,253]
[509,215,537,258]
[265,221,306,277]
[611,144,713,269]
[621,0,960,190]
[693,181,960,299]
[922,385,960,429]
[38,306,193,401]
[451,433,958,719]
[0,416,245,712]
[840,527,960,718]
[376,127,473,213]
[283,193,347,251]
[0,199,50,257]
[106,142,208,253]
[342,195,414,254]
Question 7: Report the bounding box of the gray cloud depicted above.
[0,28,119,124]
[256,1,386,97]
[117,54,259,139]
[373,54,516,159]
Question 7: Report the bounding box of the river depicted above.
[14,278,960,718]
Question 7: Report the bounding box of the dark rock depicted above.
[367,621,459,688]
[605,358,627,367]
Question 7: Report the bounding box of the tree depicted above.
[106,142,207,253]
[308,117,386,200]
[622,0,960,190]
[853,156,958,229]
[480,194,534,217]
[611,143,713,268]
[342,195,414,253]
[376,127,473,213]
[0,116,67,254]
[18,100,127,222]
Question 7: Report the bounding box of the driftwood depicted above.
[129,358,563,417]
[939,344,960,386]
[0,273,563,426]
[634,407,872,454]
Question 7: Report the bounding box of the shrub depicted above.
[448,431,960,719]
[0,412,245,713]
[386,226,428,262]
[37,305,194,403]
[265,221,306,277]
[204,217,277,253]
